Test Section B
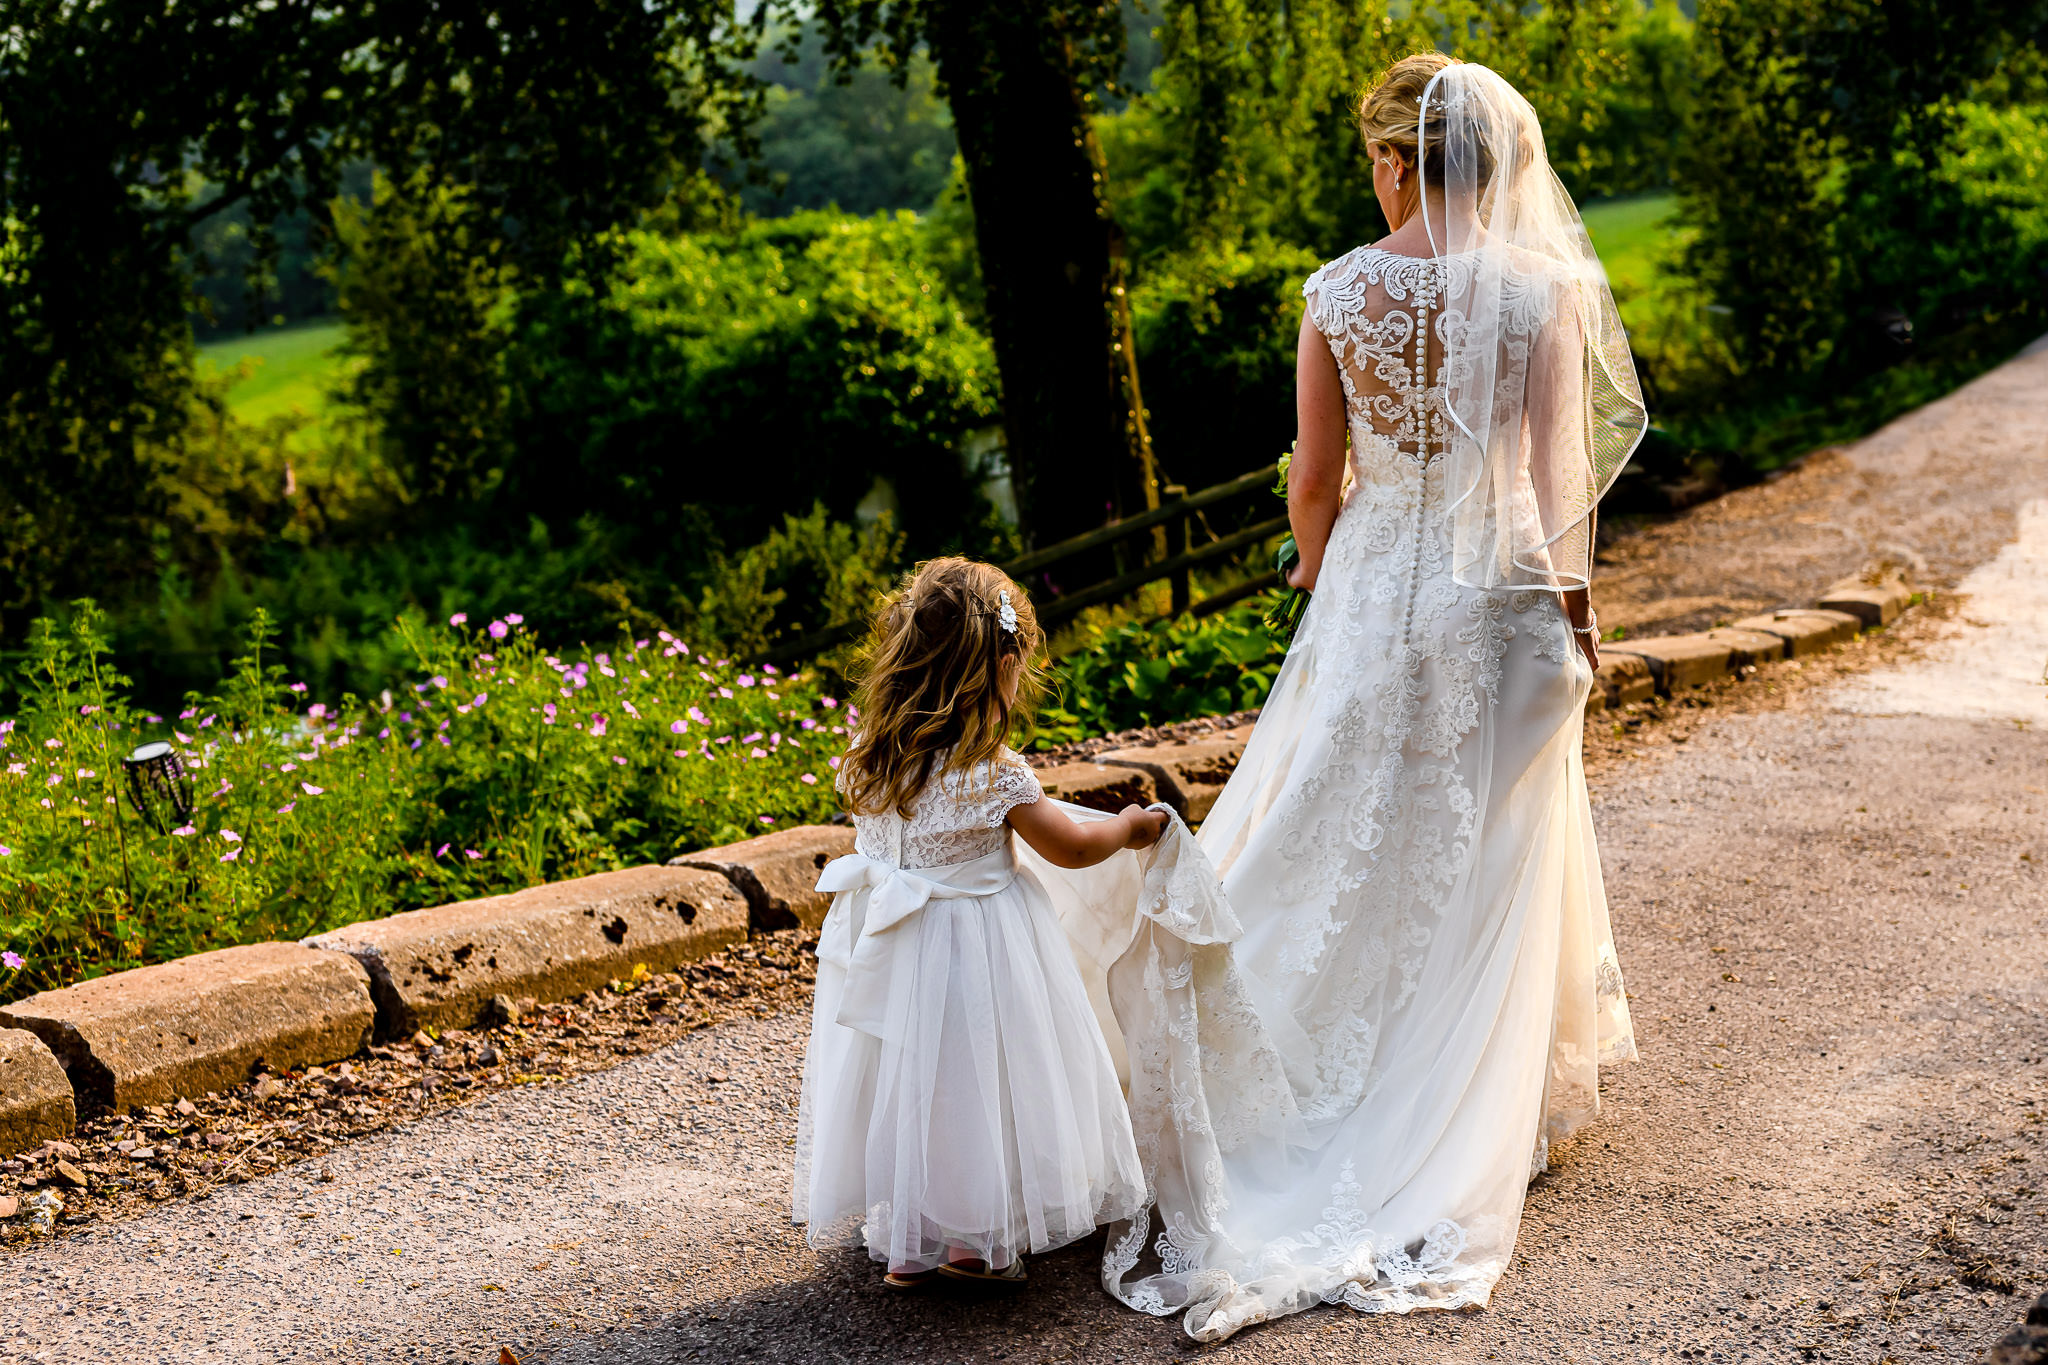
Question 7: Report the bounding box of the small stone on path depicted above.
[52,1160,86,1189]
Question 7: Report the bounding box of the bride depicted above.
[1049,53,1647,1341]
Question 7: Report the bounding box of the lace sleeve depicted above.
[981,760,1043,828]
[1301,260,1336,342]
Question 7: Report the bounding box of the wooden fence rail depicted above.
[763,460,1285,665]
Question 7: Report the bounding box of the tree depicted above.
[1675,0,2048,395]
[804,1,1160,551]
[0,0,769,619]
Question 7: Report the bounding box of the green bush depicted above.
[0,603,846,1001]
[1132,243,1322,494]
[502,210,1003,554]
[1037,598,1288,745]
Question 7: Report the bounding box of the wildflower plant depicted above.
[0,604,846,1001]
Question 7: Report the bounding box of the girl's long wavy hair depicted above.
[840,557,1046,818]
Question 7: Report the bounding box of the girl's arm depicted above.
[1009,798,1168,870]
[1287,306,1349,592]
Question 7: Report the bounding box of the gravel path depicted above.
[3,340,2046,1364]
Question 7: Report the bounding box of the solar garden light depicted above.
[122,741,195,834]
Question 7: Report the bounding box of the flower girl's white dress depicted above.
[793,754,1147,1272]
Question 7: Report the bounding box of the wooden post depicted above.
[1163,484,1189,616]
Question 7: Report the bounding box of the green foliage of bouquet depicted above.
[0,605,848,1001]
[1264,450,1310,639]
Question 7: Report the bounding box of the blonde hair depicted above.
[1357,52,1457,180]
[839,557,1046,818]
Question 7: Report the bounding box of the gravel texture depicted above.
[1,338,2044,1364]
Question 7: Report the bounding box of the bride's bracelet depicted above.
[1571,608,1600,638]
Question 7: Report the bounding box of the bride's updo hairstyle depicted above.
[840,556,1046,818]
[1357,52,1456,177]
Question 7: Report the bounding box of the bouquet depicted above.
[1263,449,1310,639]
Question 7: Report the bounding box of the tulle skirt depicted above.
[793,862,1147,1271]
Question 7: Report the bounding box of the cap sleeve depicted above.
[980,759,1043,828]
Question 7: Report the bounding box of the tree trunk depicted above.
[925,3,1157,557]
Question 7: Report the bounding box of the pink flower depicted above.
[282,761,297,772]
[435,843,451,858]
[1,951,22,969]
[591,717,608,737]
[670,719,687,734]
[689,707,709,725]
[829,756,842,769]
[464,849,483,860]
[611,755,628,765]
[219,847,240,863]
[286,684,307,695]
[308,703,327,720]
[736,674,755,688]
[0,846,11,858]
[759,816,775,826]
[742,732,763,744]
[764,665,779,676]
[488,620,509,640]
[750,748,768,759]
[717,687,733,700]
[431,675,449,689]
[276,802,296,814]
[800,773,819,785]
[220,829,241,843]
[472,693,487,708]
[621,700,640,719]
[179,708,198,719]
[505,613,524,625]
[172,824,195,837]
[449,612,468,627]
[301,782,324,796]
[542,703,557,724]
[822,697,838,708]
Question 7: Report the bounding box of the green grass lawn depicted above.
[1580,191,1676,294]
[196,318,348,444]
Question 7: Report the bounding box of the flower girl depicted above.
[793,557,1164,1289]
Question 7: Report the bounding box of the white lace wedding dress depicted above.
[1051,239,1640,1341]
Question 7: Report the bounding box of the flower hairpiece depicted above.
[995,591,1018,635]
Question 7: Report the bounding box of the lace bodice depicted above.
[1302,246,1558,472]
[845,753,1043,870]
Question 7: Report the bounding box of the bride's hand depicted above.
[1563,589,1599,671]
[1286,561,1316,592]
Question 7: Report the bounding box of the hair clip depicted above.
[995,591,1018,635]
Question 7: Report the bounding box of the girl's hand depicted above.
[1120,804,1170,850]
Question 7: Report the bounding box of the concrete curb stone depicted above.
[1703,626,1793,667]
[0,943,374,1115]
[1604,633,1738,692]
[1818,573,1913,628]
[1035,762,1160,813]
[0,1028,75,1158]
[1096,726,1252,822]
[307,865,747,1039]
[669,825,856,932]
[1595,655,1656,708]
[1729,609,1863,657]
